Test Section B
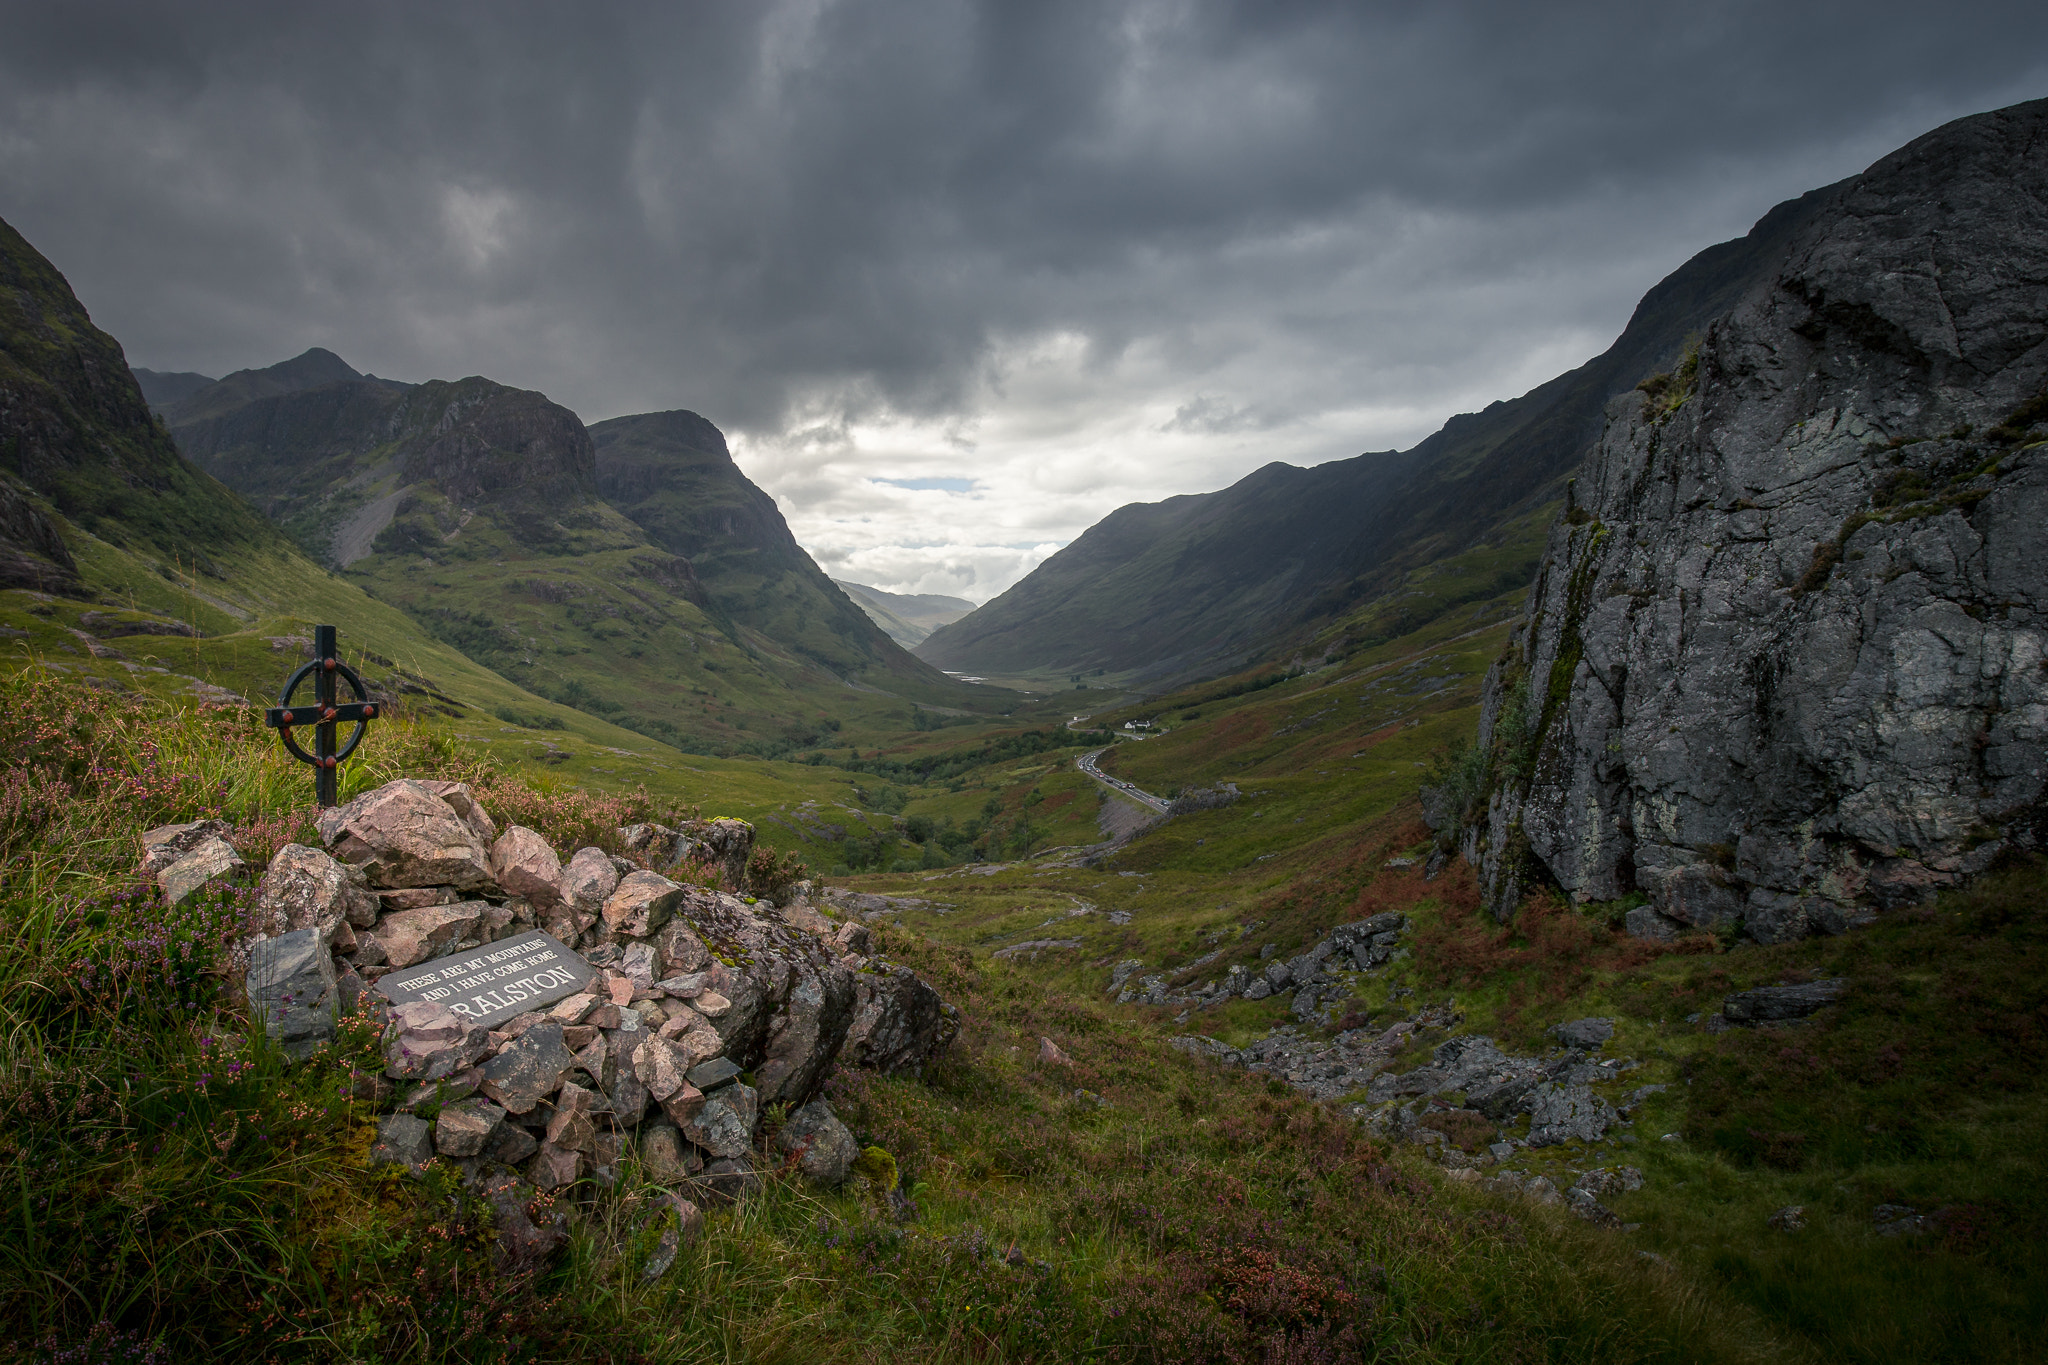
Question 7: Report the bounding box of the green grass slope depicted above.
[2,505,2038,1360]
[837,577,2048,1364]
[0,663,1790,1365]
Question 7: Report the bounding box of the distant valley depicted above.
[832,580,974,649]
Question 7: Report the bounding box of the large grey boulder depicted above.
[1463,98,2048,935]
[480,1020,578,1114]
[650,886,861,1106]
[246,929,337,1059]
[316,779,496,891]
[841,964,959,1077]
[1549,1018,1614,1050]
[1722,979,1847,1024]
[1525,1083,1618,1147]
[370,1112,434,1172]
[773,1100,857,1187]
[681,1081,758,1160]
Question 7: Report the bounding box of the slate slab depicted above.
[480,1020,578,1114]
[376,932,595,1031]
[247,928,338,1059]
[1549,1017,1615,1049]
[686,1057,742,1092]
[1722,979,1847,1024]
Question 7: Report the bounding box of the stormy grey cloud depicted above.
[3,1,2044,598]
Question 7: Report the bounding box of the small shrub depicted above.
[745,845,809,898]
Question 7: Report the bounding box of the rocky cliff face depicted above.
[170,371,600,563]
[1460,98,2048,941]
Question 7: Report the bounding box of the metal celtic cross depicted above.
[264,624,378,807]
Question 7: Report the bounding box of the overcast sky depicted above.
[3,2,2043,601]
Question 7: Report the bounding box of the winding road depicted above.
[1076,747,1171,813]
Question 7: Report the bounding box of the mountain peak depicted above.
[161,346,380,426]
[269,346,360,383]
[598,408,731,461]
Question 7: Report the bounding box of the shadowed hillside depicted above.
[920,179,1842,689]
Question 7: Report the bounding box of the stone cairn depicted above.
[141,777,959,1266]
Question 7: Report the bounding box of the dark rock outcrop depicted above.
[1462,98,2048,937]
[0,477,84,595]
[1720,979,1847,1025]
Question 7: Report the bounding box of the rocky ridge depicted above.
[1172,1011,1664,1226]
[1456,97,2048,937]
[1113,911,1411,1026]
[142,778,958,1266]
[1173,973,1849,1225]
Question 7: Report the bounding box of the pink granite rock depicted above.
[374,902,485,969]
[316,779,496,891]
[257,843,380,937]
[603,871,685,938]
[558,847,619,917]
[490,826,564,910]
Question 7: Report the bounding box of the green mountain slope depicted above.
[0,212,958,835]
[161,362,993,756]
[833,579,974,648]
[919,180,1841,689]
[589,410,962,699]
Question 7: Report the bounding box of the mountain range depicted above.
[918,178,1843,689]
[142,346,979,755]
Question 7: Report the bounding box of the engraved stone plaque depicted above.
[374,931,596,1030]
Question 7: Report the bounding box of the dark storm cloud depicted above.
[3,1,2044,596]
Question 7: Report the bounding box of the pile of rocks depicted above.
[1176,1013,1660,1157]
[1115,912,1409,1024]
[1170,1003,1459,1101]
[141,778,959,1265]
[1474,1164,1645,1227]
